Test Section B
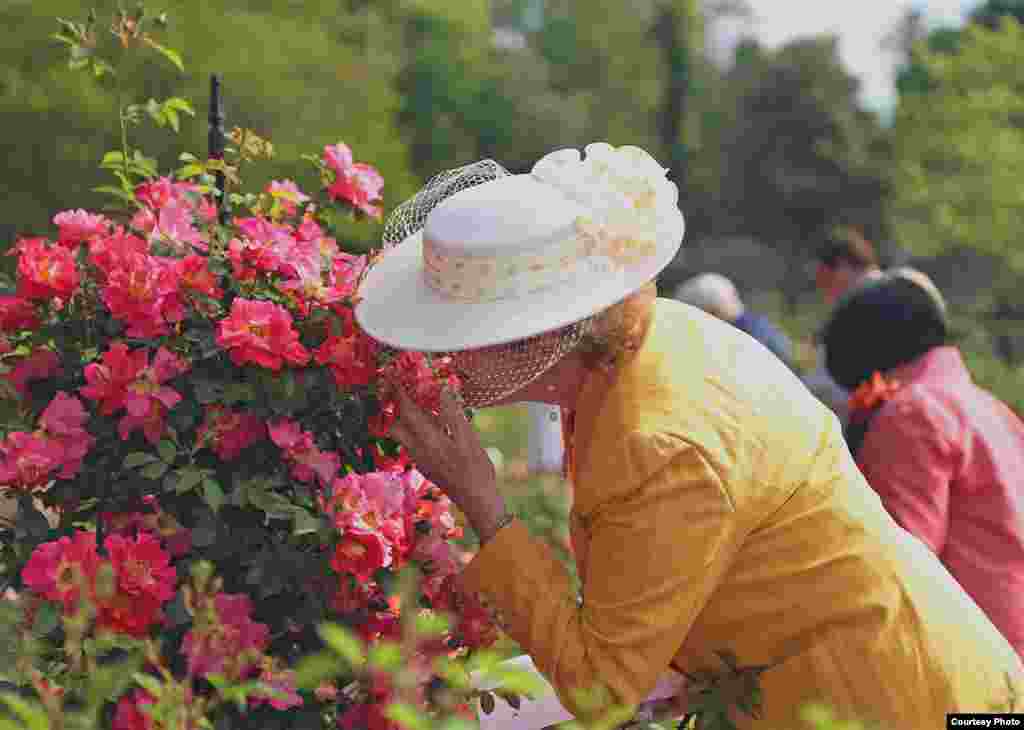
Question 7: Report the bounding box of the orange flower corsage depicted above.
[848,371,901,425]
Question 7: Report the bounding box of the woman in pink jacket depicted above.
[823,269,1024,657]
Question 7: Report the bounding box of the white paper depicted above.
[473,655,686,730]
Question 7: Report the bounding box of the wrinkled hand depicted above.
[385,383,507,543]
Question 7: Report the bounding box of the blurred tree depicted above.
[716,37,891,309]
[889,18,1024,360]
[650,0,702,192]
[893,25,962,96]
[0,0,435,256]
[970,0,1024,27]
[893,0,1024,98]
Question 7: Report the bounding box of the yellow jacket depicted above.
[460,298,1023,729]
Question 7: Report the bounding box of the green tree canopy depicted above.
[889,18,1024,270]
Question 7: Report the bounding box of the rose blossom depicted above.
[15,237,80,304]
[81,345,188,445]
[268,418,339,486]
[181,592,269,679]
[267,179,310,217]
[21,531,100,612]
[216,298,310,370]
[0,431,66,492]
[0,296,40,332]
[196,406,266,461]
[53,209,111,247]
[330,527,392,580]
[322,143,384,219]
[7,348,61,398]
[37,391,95,479]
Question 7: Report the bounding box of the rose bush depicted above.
[0,9,508,730]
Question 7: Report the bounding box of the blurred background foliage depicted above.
[0,0,1022,456]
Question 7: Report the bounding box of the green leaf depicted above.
[164,97,195,116]
[51,33,76,46]
[164,108,180,133]
[488,667,546,697]
[318,624,366,668]
[368,642,402,672]
[174,467,206,495]
[291,508,321,536]
[145,39,184,72]
[92,58,115,79]
[101,151,127,168]
[223,382,256,404]
[175,163,205,180]
[0,694,49,730]
[132,673,164,696]
[202,478,224,514]
[158,439,177,464]
[414,610,450,637]
[293,652,342,690]
[31,601,59,636]
[140,461,169,480]
[385,702,431,730]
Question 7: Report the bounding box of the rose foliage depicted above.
[0,10,505,730]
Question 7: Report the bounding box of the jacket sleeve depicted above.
[855,397,957,554]
[458,437,741,722]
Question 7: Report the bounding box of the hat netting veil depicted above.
[379,160,594,409]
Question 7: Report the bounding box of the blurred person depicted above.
[804,228,884,424]
[673,273,795,369]
[822,268,1024,658]
[527,401,565,474]
[814,227,882,307]
[358,143,1023,730]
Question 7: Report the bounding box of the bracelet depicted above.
[493,510,516,534]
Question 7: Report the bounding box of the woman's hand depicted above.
[385,384,508,544]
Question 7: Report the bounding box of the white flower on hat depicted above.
[532,142,678,265]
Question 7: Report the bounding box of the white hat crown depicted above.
[420,143,683,304]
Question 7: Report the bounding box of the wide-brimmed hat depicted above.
[354,143,685,353]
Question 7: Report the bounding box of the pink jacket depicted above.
[857,346,1024,656]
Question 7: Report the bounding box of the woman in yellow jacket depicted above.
[355,143,1022,729]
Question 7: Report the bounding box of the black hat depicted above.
[823,270,949,392]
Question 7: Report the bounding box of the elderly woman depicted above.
[355,144,1022,729]
[673,273,795,369]
[822,268,1024,660]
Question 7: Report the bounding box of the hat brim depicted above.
[354,218,684,352]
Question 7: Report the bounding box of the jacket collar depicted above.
[562,300,663,484]
[886,346,971,387]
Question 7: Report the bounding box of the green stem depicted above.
[117,83,131,192]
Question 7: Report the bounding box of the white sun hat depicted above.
[354,143,685,353]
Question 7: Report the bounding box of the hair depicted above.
[817,227,880,271]
[575,281,658,372]
[823,271,949,393]
[672,273,744,321]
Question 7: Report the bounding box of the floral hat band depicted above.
[418,142,678,304]
[421,219,657,303]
